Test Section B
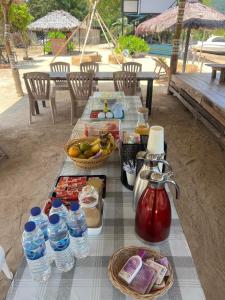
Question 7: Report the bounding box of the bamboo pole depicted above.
[51,14,89,63]
[169,0,186,76]
[1,0,24,96]
[95,12,121,65]
[96,12,117,46]
[80,0,98,64]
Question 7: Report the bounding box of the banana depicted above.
[90,138,101,146]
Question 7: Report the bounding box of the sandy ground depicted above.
[0,46,225,300]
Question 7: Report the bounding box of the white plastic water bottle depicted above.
[29,207,54,263]
[67,203,89,258]
[47,214,74,272]
[49,199,68,222]
[22,221,51,282]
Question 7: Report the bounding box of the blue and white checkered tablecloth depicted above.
[6,95,206,300]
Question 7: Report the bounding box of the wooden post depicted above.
[169,0,186,76]
[1,0,24,96]
[182,27,191,73]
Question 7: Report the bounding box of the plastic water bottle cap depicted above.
[30,207,41,216]
[52,199,62,208]
[49,214,60,225]
[24,221,36,232]
[70,202,80,212]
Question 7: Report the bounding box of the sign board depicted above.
[123,0,139,13]
[139,0,175,14]
[123,0,175,14]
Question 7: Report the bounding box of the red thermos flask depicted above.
[135,171,179,243]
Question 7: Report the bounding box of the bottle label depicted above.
[50,236,70,252]
[69,225,87,238]
[25,243,46,261]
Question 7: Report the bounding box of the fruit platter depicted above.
[65,132,116,169]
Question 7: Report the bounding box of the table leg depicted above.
[34,101,40,114]
[219,69,225,84]
[211,69,217,80]
[42,101,46,107]
[146,79,153,115]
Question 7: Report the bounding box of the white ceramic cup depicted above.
[126,172,136,186]
[147,126,164,154]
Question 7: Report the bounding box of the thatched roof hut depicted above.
[136,0,225,36]
[28,10,81,32]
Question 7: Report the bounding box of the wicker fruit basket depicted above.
[65,137,115,169]
[108,246,174,300]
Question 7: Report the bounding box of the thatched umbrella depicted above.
[28,10,81,32]
[136,0,225,72]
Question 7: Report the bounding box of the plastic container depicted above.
[29,207,54,263]
[67,203,89,258]
[49,199,68,223]
[118,250,145,284]
[47,214,74,272]
[22,221,51,282]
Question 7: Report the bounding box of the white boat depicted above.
[192,36,225,55]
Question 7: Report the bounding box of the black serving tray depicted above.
[50,175,107,200]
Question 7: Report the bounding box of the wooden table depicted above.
[49,71,158,115]
[6,94,206,300]
[205,63,225,83]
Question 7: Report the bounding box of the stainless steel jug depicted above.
[133,152,171,210]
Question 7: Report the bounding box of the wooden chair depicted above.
[24,72,57,124]
[153,57,170,78]
[113,71,137,97]
[67,72,93,124]
[122,62,143,99]
[80,62,99,91]
[50,62,70,102]
[122,62,142,73]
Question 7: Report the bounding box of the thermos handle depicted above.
[155,159,172,171]
[166,180,180,199]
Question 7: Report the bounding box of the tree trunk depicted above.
[169,0,186,76]
[182,27,191,73]
[21,31,29,60]
[1,1,24,96]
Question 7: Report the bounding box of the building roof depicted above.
[136,0,225,36]
[28,10,81,32]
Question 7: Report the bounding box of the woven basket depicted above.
[65,137,115,169]
[108,246,173,300]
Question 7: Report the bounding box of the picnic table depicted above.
[48,71,158,115]
[6,94,205,300]
[205,63,225,83]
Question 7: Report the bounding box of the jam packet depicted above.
[129,263,157,294]
[145,259,168,285]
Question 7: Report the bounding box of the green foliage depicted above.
[111,17,133,37]
[116,35,149,55]
[9,4,34,32]
[67,41,75,51]
[44,41,52,54]
[97,0,121,28]
[48,31,66,39]
[28,0,89,21]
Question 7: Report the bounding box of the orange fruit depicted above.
[68,146,80,158]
